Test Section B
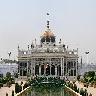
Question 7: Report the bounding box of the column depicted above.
[66,58,67,76]
[44,64,46,76]
[76,58,78,77]
[31,59,33,77]
[22,62,24,76]
[50,58,51,76]
[55,65,57,76]
[22,68,23,76]
[39,65,41,76]
[31,58,35,76]
[29,62,31,76]
[33,59,35,76]
[18,63,20,76]
[44,59,46,76]
[62,58,64,76]
[73,60,74,76]
[61,57,63,76]
[27,60,29,76]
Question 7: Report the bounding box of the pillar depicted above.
[33,60,35,76]
[76,58,78,77]
[73,60,74,76]
[50,59,51,76]
[55,65,57,76]
[62,58,64,76]
[66,59,67,76]
[61,57,63,76]
[22,68,23,76]
[39,65,41,76]
[44,64,46,76]
[27,60,29,76]
[31,59,33,77]
[18,63,20,76]
[31,58,35,76]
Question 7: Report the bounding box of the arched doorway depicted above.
[35,65,39,75]
[51,65,55,75]
[46,64,50,76]
[57,65,61,76]
[41,65,44,75]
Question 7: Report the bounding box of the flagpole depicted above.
[85,51,89,72]
[85,51,89,65]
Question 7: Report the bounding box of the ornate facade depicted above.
[18,20,79,80]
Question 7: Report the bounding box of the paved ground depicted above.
[0,84,15,96]
[0,79,26,96]
[75,81,96,96]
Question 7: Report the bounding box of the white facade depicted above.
[0,63,18,77]
[18,21,79,80]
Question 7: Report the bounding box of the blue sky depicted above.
[0,0,96,63]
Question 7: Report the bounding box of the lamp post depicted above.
[85,51,89,65]
[85,51,89,72]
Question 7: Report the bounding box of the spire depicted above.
[47,20,50,29]
[18,45,19,49]
[46,13,50,29]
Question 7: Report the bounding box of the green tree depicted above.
[6,72,11,79]
[73,84,78,92]
[15,83,22,93]
[80,88,85,95]
[23,83,29,90]
[84,71,95,83]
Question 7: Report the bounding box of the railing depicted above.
[65,85,81,96]
[15,86,30,96]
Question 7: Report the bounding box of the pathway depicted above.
[75,81,96,96]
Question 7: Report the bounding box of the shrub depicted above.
[14,73,18,78]
[73,84,78,92]
[84,89,88,96]
[80,88,85,95]
[23,83,29,90]
[6,72,11,79]
[77,88,79,93]
[7,81,12,87]
[15,83,22,93]
[0,83,3,87]
[21,81,23,85]
[69,83,73,89]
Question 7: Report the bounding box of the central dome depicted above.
[41,30,55,43]
[43,31,54,37]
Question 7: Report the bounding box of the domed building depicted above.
[18,20,79,80]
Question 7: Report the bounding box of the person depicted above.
[89,93,92,96]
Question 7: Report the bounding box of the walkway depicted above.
[0,79,26,96]
[0,84,15,96]
[75,81,96,96]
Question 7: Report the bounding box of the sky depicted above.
[0,0,96,63]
